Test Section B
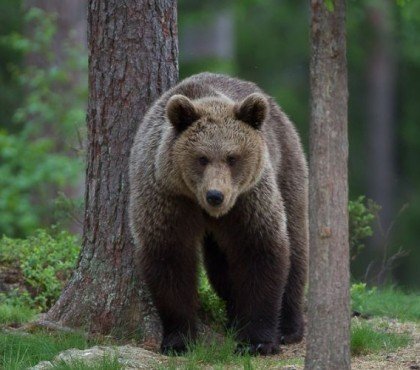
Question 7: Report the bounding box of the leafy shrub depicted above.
[349,196,379,260]
[0,228,80,311]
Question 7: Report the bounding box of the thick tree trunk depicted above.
[305,1,350,369]
[46,0,178,343]
[366,0,397,261]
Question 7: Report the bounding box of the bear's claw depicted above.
[235,342,280,356]
[160,334,189,355]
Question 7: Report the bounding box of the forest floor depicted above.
[0,269,419,369]
[0,314,418,369]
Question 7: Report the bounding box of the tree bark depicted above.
[46,0,178,343]
[366,0,397,261]
[305,1,350,369]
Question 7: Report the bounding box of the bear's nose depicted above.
[206,190,224,207]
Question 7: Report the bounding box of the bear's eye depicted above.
[198,156,209,166]
[226,155,238,166]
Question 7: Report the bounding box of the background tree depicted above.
[45,0,178,341]
[365,0,397,280]
[305,0,350,369]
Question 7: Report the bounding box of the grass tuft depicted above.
[162,333,255,369]
[0,330,90,369]
[0,303,34,325]
[52,356,122,370]
[351,319,411,355]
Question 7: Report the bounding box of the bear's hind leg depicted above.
[278,199,308,344]
[279,258,306,344]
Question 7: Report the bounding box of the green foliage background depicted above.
[0,7,86,237]
[0,1,419,288]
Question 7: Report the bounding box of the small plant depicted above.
[350,282,377,315]
[0,227,80,311]
[351,319,411,355]
[348,196,379,260]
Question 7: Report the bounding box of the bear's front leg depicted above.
[142,244,198,354]
[230,249,289,355]
[134,195,203,355]
[219,185,290,355]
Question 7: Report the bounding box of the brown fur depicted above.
[129,73,308,355]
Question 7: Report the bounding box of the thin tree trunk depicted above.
[305,1,350,369]
[366,0,397,265]
[46,0,178,343]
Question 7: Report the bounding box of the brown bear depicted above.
[129,72,308,355]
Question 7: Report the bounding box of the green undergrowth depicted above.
[0,228,80,311]
[351,319,411,355]
[0,319,414,369]
[351,283,420,322]
[197,267,226,328]
[0,277,418,369]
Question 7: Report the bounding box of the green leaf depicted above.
[325,0,334,12]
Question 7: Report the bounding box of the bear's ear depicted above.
[166,94,200,132]
[234,93,268,129]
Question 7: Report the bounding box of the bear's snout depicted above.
[206,190,224,207]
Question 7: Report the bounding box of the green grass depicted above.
[162,334,255,370]
[162,334,303,370]
[51,356,122,370]
[352,284,420,322]
[0,330,91,369]
[0,304,34,325]
[161,335,252,370]
[351,319,411,356]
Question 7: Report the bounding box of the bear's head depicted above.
[166,93,269,218]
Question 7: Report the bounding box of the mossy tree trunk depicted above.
[45,0,178,343]
[305,0,350,369]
